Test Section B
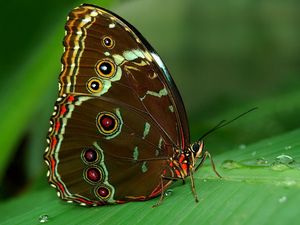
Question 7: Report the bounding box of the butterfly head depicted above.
[190,140,204,159]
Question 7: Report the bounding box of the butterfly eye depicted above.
[87,78,103,93]
[96,112,120,135]
[102,36,115,48]
[192,143,200,152]
[95,59,116,78]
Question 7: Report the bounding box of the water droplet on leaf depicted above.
[164,189,173,197]
[278,196,287,203]
[256,157,269,165]
[39,215,49,223]
[276,154,294,165]
[284,145,292,150]
[221,160,242,169]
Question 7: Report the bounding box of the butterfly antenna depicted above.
[198,107,258,141]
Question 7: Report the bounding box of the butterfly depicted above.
[44,3,221,207]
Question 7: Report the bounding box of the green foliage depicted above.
[0,0,300,224]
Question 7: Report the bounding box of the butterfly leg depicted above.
[152,176,166,208]
[189,169,199,203]
[195,151,222,178]
[152,175,184,208]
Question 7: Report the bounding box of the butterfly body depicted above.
[44,4,209,206]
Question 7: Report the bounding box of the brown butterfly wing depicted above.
[45,94,175,205]
[59,4,189,147]
[45,4,189,206]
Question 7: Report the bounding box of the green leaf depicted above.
[1,128,299,225]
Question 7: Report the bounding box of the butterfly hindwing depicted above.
[45,94,176,205]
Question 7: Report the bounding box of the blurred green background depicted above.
[0,0,300,222]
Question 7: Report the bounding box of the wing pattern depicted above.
[44,4,189,206]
